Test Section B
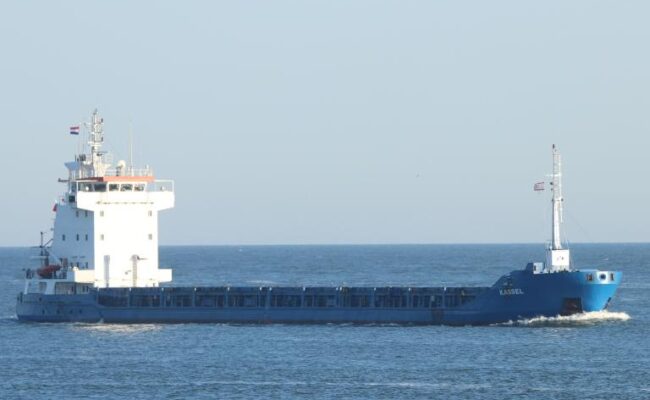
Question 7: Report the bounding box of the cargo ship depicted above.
[16,110,621,325]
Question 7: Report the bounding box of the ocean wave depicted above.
[496,310,631,327]
[0,315,19,324]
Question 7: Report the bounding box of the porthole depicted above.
[599,274,607,281]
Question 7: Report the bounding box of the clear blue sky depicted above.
[1,1,649,246]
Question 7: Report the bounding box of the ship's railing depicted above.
[103,167,153,177]
[94,285,491,310]
[68,167,153,181]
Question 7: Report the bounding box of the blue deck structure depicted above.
[16,265,621,325]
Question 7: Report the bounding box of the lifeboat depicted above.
[36,265,61,279]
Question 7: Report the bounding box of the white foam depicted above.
[497,310,631,327]
[74,323,162,334]
[247,280,277,285]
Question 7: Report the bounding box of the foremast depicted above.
[546,144,570,272]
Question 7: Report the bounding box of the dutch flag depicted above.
[70,126,80,135]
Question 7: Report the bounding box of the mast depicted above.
[129,119,134,176]
[89,109,104,176]
[551,144,563,250]
[546,144,570,271]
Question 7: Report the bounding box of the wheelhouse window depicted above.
[109,184,119,192]
[94,183,107,192]
[121,184,133,191]
[134,184,145,192]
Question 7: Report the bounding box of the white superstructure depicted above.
[24,110,174,294]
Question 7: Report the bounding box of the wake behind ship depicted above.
[16,111,621,325]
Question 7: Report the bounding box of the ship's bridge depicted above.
[68,176,174,213]
[71,178,174,195]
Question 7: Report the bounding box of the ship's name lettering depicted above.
[499,288,524,296]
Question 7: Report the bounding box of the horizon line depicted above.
[1,241,649,249]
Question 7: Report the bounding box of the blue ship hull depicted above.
[16,267,621,325]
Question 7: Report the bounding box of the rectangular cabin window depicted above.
[71,184,77,193]
[76,211,79,218]
[94,183,107,192]
[121,184,133,191]
[100,211,104,217]
[81,183,93,192]
[76,234,79,241]
[84,210,88,217]
[85,234,88,241]
[134,184,145,192]
[100,234,105,241]
[55,282,75,295]
[148,210,153,217]
[109,184,119,192]
[148,234,153,240]
[62,234,66,241]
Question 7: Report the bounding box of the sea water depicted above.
[0,244,646,399]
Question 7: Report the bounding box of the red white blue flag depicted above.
[70,126,80,135]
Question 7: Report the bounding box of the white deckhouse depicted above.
[25,110,174,295]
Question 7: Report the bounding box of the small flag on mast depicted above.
[70,126,80,135]
[533,181,545,191]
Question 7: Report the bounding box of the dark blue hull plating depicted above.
[16,268,621,325]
